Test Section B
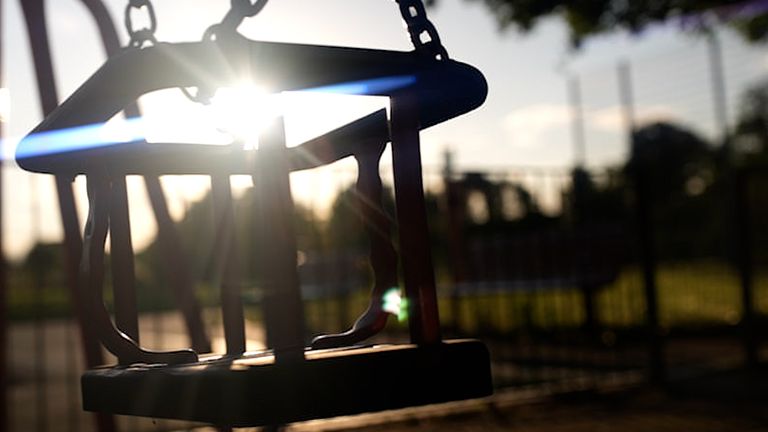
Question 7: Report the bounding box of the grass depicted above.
[436,259,768,335]
[5,259,768,340]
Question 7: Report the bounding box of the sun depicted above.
[208,85,390,150]
[135,84,390,221]
[140,84,389,150]
[208,84,277,149]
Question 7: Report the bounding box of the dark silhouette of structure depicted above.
[14,0,492,428]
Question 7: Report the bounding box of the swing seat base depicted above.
[81,339,492,427]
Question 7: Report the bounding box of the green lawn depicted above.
[435,260,768,334]
[6,259,768,339]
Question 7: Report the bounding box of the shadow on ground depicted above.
[282,367,768,432]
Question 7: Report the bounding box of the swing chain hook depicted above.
[395,0,449,61]
[231,0,269,19]
[124,0,158,48]
[216,0,269,36]
[181,0,269,104]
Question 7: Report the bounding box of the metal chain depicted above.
[135,0,442,104]
[124,0,158,48]
[395,0,449,60]
[180,0,270,104]
[223,0,269,31]
[199,0,270,42]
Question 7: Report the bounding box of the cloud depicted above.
[502,104,571,148]
[588,105,678,132]
[501,103,680,161]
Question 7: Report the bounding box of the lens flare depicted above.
[209,84,275,147]
[15,117,147,161]
[306,75,416,96]
[383,287,409,322]
[13,76,414,161]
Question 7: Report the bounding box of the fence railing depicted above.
[2,161,767,431]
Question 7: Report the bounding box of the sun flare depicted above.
[209,84,276,149]
[132,85,391,226]
[140,85,389,150]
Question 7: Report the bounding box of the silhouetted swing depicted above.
[16,0,492,427]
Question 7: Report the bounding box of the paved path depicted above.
[283,387,768,432]
[6,311,263,432]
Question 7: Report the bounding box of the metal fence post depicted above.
[21,1,117,430]
[734,168,758,369]
[634,167,666,384]
[618,61,666,384]
[0,1,7,428]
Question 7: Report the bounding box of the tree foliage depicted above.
[428,0,768,46]
[627,121,715,203]
[733,79,768,163]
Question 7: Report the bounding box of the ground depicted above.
[279,384,768,432]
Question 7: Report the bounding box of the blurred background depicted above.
[1,0,768,431]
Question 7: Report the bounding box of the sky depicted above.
[1,0,767,260]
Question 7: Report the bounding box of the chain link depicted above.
[231,0,269,19]
[217,0,270,35]
[124,0,158,48]
[126,0,443,104]
[180,0,270,104]
[395,0,449,60]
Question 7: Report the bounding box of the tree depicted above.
[428,0,768,46]
[733,79,768,163]
[624,121,730,259]
[627,121,715,203]
[135,185,324,309]
[568,166,627,226]
[731,80,768,261]
[25,242,59,288]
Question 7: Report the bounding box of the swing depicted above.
[16,0,492,427]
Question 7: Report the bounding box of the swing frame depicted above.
[16,4,493,427]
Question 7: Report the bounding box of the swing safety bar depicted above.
[17,36,487,176]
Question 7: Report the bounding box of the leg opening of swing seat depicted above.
[81,339,492,427]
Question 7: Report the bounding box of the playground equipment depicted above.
[16,0,492,427]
